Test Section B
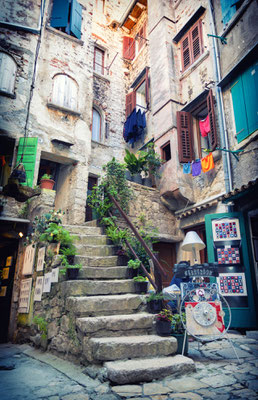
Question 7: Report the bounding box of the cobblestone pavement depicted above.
[1,332,257,400]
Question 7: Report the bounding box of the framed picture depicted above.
[22,245,36,275]
[18,278,32,313]
[34,276,44,302]
[6,256,13,267]
[36,247,45,272]
[0,286,7,297]
[2,267,9,280]
[43,272,52,293]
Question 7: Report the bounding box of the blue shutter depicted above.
[231,77,249,143]
[242,63,258,136]
[70,0,82,40]
[220,0,236,25]
[50,0,69,28]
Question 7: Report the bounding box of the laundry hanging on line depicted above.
[183,162,191,174]
[199,115,210,137]
[201,152,214,172]
[123,108,146,147]
[192,160,202,176]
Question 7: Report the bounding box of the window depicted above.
[92,108,102,142]
[123,23,147,61]
[125,69,149,117]
[94,47,104,75]
[0,52,17,96]
[230,62,258,143]
[51,74,78,111]
[180,19,203,72]
[161,142,171,162]
[137,22,146,52]
[50,0,82,40]
[95,0,105,13]
[221,0,244,25]
[177,89,217,163]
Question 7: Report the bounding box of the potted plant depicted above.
[127,258,141,278]
[146,292,164,314]
[171,312,188,355]
[40,174,55,190]
[124,149,146,184]
[139,143,163,187]
[133,275,148,293]
[156,308,172,336]
[59,244,77,264]
[59,255,82,280]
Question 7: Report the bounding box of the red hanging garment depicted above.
[199,115,210,137]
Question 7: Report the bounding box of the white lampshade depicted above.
[181,231,206,252]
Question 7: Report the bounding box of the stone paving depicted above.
[0,331,257,400]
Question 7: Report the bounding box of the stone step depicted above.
[61,279,136,296]
[79,266,128,280]
[89,335,177,362]
[75,244,116,257]
[64,225,103,235]
[74,255,119,267]
[105,355,196,384]
[74,235,109,246]
[83,220,99,227]
[66,294,145,317]
[77,313,155,337]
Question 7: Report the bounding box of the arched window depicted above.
[52,74,78,111]
[0,52,17,95]
[92,108,102,142]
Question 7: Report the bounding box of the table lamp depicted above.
[181,231,206,264]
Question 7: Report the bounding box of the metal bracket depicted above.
[207,34,227,45]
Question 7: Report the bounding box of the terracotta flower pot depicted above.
[40,179,55,190]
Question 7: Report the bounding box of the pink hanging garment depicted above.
[199,115,210,137]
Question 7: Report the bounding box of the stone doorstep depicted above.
[105,355,196,384]
[75,244,116,257]
[79,266,128,280]
[74,236,109,246]
[66,293,145,316]
[89,335,178,361]
[64,225,103,235]
[61,279,136,296]
[76,312,155,334]
[74,255,119,267]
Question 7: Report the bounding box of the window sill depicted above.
[45,25,84,46]
[179,51,210,81]
[234,130,258,151]
[0,90,15,99]
[91,140,109,148]
[93,71,110,83]
[47,102,81,116]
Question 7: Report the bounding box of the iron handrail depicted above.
[107,193,168,281]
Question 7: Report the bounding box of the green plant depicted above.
[139,142,163,177]
[124,149,146,175]
[133,275,148,282]
[106,225,129,246]
[127,259,141,269]
[39,223,73,247]
[171,312,186,334]
[156,308,173,322]
[146,292,164,302]
[33,315,48,340]
[41,174,53,180]
[25,209,64,245]
[59,254,82,275]
[59,244,77,257]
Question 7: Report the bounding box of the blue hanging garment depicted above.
[183,162,191,174]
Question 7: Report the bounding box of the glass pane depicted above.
[136,80,146,111]
[92,109,101,141]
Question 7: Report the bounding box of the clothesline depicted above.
[202,147,244,161]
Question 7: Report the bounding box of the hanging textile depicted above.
[183,162,191,174]
[192,160,201,176]
[199,115,210,137]
[123,108,146,147]
[0,156,6,166]
[201,152,215,173]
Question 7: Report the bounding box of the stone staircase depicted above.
[63,221,195,384]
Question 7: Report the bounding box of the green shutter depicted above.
[17,137,38,187]
[230,77,248,143]
[242,62,258,137]
[220,0,236,25]
[50,0,69,28]
[70,0,82,40]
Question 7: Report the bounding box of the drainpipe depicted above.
[0,0,46,34]
[208,0,233,193]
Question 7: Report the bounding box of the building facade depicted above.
[0,0,257,342]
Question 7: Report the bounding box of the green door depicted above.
[205,212,257,329]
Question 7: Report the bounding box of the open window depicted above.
[0,137,15,188]
[92,108,102,142]
[177,89,217,163]
[125,68,149,117]
[50,0,82,40]
[0,52,17,97]
[161,142,171,162]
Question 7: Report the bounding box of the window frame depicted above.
[180,19,203,72]
[125,68,150,118]
[51,74,78,112]
[94,47,105,75]
[92,107,102,142]
[0,52,17,98]
[160,141,171,162]
[50,0,82,40]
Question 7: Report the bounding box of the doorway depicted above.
[85,176,98,222]
[153,242,176,288]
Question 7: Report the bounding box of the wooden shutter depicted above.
[125,91,136,118]
[221,0,237,25]
[70,0,82,39]
[177,111,194,163]
[207,89,218,150]
[190,20,202,63]
[0,53,16,94]
[50,0,69,28]
[181,33,191,71]
[242,63,258,138]
[230,77,248,143]
[123,37,135,60]
[17,137,38,187]
[145,67,150,108]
